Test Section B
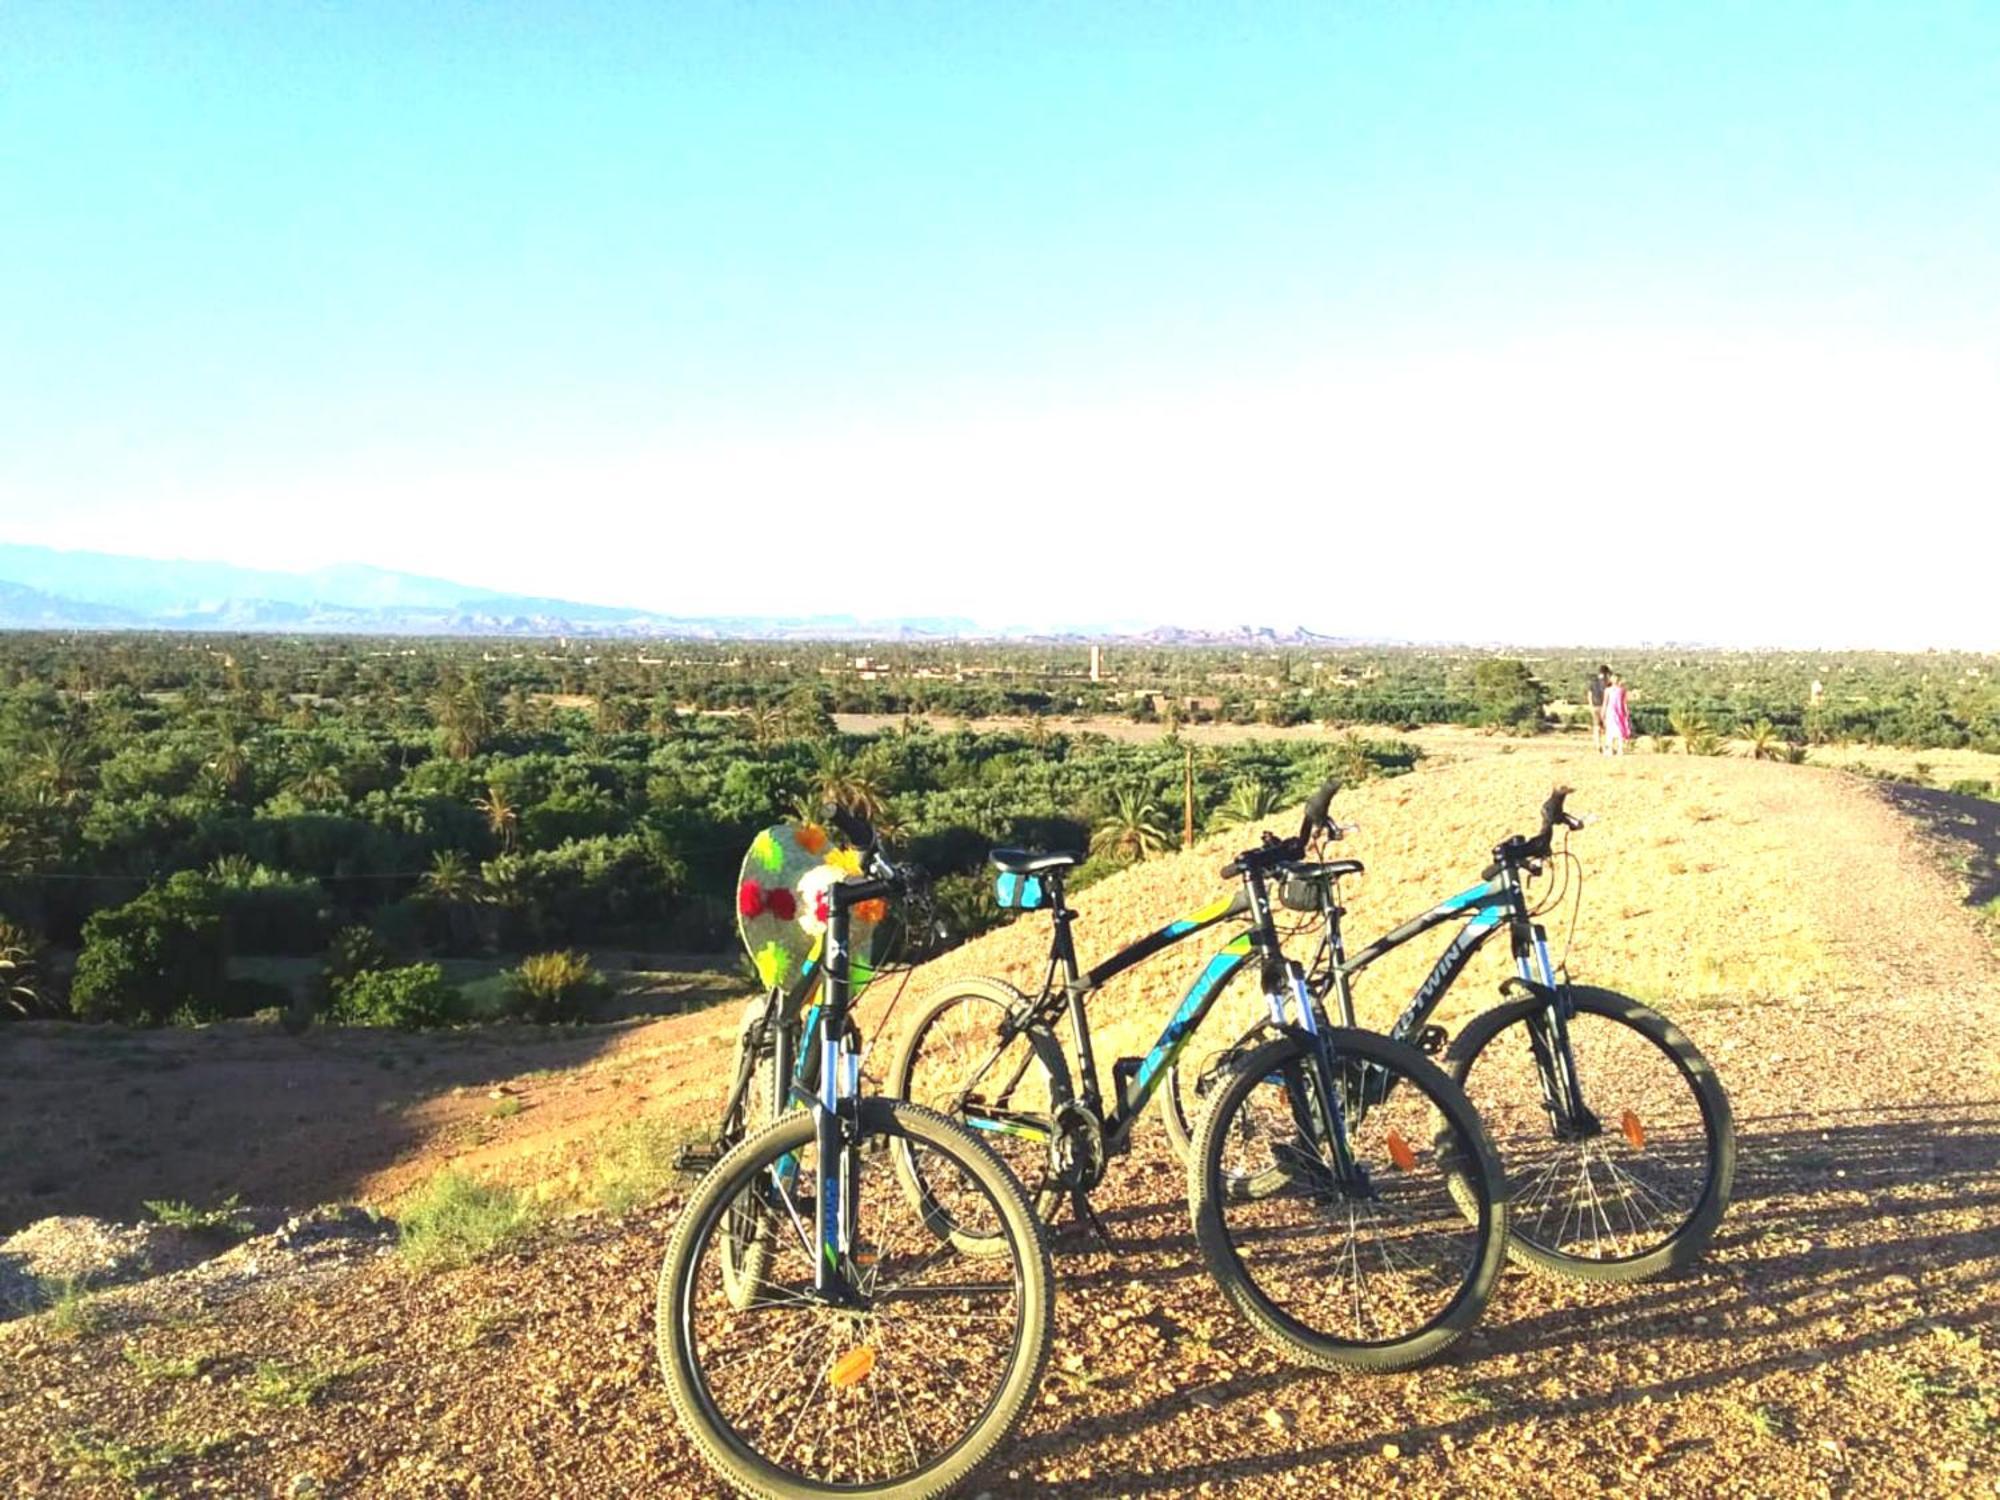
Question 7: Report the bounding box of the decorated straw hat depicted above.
[735,821,885,1000]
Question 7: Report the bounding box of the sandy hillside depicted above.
[4,744,1998,1498]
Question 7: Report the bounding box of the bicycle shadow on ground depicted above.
[1001,1101,2000,1496]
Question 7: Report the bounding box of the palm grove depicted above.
[0,636,1433,1029]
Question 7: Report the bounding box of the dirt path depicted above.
[5,749,1999,1496]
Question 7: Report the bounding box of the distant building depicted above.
[1089,645,1103,682]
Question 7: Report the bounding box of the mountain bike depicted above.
[887,783,1508,1371]
[1170,785,1735,1282]
[658,828,1053,1500]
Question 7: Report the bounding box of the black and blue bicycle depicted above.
[1176,785,1736,1284]
[888,783,1510,1372]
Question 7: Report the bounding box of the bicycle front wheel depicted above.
[1447,985,1734,1281]
[1189,1028,1508,1372]
[658,1100,1053,1500]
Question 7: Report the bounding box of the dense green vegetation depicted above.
[0,632,1990,1027]
[0,634,1420,1025]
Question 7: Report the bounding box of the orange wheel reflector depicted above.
[1385,1129,1417,1172]
[830,1347,877,1389]
[1621,1111,1647,1151]
[853,1251,878,1267]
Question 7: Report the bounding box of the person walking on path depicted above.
[1587,665,1611,750]
[1603,672,1632,756]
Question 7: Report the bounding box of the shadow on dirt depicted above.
[0,1017,651,1234]
[1878,782,2000,907]
[1007,1101,2000,1496]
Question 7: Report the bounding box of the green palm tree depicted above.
[423,849,484,951]
[26,730,87,804]
[474,783,520,851]
[594,695,639,735]
[432,676,497,760]
[287,747,344,803]
[811,746,886,822]
[1090,789,1177,865]
[1741,719,1781,760]
[0,919,43,1018]
[208,728,252,798]
[422,849,481,904]
[1208,778,1284,833]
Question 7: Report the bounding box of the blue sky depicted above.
[2,2,1995,645]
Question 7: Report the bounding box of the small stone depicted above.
[1263,1407,1294,1434]
[1382,1442,1402,1460]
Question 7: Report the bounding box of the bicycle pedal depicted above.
[673,1143,724,1176]
[1416,1025,1448,1057]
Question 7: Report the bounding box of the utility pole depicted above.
[1183,744,1195,850]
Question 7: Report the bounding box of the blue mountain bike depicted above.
[1174,786,1736,1283]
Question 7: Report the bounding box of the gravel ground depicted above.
[4,747,1997,1497]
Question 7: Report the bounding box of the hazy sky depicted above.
[2,2,1995,646]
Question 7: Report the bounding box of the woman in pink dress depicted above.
[1602,673,1632,756]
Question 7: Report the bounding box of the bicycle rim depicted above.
[660,1104,1048,1498]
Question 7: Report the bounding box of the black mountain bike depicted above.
[1170,785,1736,1282]
[888,784,1508,1371]
[658,832,1053,1500]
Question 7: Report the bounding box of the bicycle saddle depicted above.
[990,848,1082,875]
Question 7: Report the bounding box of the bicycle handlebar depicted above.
[1220,778,1344,880]
[1482,785,1585,878]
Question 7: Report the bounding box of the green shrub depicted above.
[1948,778,1994,799]
[504,949,610,1023]
[70,875,228,1026]
[1470,659,1549,732]
[396,1171,535,1271]
[142,1192,251,1235]
[331,964,458,1030]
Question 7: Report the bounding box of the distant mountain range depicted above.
[0,544,1368,645]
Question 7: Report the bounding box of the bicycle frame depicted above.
[986,871,1336,1157]
[1304,861,1592,1131]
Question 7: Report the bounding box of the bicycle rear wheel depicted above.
[887,978,1069,1247]
[718,1010,785,1308]
[1447,985,1734,1281]
[658,1100,1053,1500]
[1189,1028,1507,1371]
[1159,959,1280,1181]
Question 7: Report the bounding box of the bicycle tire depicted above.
[717,1016,780,1308]
[658,1100,1054,1500]
[886,977,1069,1246]
[1446,985,1734,1282]
[1189,1028,1508,1372]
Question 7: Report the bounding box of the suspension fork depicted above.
[1246,880,1362,1187]
[1512,906,1593,1133]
